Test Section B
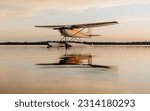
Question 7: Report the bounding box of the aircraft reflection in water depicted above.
[36,48,115,69]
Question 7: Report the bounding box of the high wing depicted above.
[35,25,66,29]
[35,21,118,29]
[71,21,118,28]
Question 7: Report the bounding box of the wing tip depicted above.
[35,26,41,27]
[113,21,119,24]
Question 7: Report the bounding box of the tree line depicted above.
[0,41,150,45]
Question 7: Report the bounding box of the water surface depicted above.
[0,45,150,93]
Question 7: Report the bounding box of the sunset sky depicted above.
[0,0,150,42]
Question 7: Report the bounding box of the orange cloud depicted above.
[0,0,149,20]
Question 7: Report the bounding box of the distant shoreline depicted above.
[0,41,150,45]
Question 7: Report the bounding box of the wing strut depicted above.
[58,28,86,48]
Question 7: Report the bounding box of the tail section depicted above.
[88,28,92,35]
[89,34,101,37]
[88,28,101,37]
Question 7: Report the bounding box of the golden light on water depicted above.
[0,46,150,94]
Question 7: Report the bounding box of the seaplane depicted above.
[35,21,118,48]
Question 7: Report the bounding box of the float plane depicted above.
[35,21,118,48]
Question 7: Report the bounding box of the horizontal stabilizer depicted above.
[89,35,101,37]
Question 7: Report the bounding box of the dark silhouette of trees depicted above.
[0,41,150,45]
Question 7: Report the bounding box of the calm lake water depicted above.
[0,45,150,94]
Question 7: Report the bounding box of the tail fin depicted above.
[88,28,101,37]
[88,28,92,35]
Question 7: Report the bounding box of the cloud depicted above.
[0,0,150,20]
[118,16,150,23]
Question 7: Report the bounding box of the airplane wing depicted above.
[35,21,118,29]
[72,21,118,28]
[35,25,65,29]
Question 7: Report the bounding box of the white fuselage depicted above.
[59,29,91,38]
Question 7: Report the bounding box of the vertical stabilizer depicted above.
[88,28,92,35]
